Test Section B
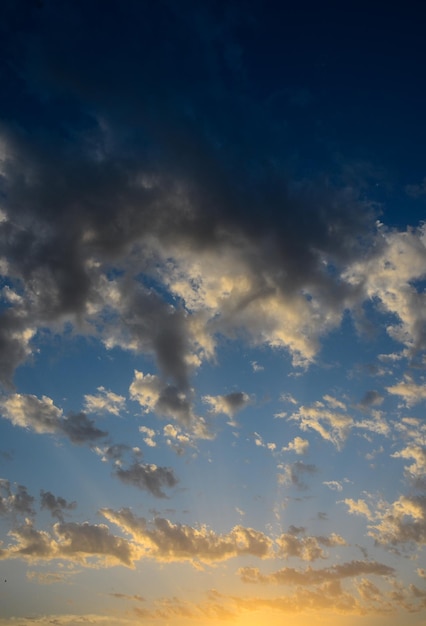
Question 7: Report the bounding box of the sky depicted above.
[1,1,426,624]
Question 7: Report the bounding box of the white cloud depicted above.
[386,376,426,407]
[289,404,352,449]
[283,436,310,455]
[84,386,126,416]
[139,426,157,447]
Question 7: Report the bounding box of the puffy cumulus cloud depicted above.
[163,423,197,455]
[276,529,346,561]
[101,508,272,564]
[0,479,35,517]
[0,393,107,444]
[83,386,126,416]
[343,224,426,355]
[369,495,426,549]
[40,490,77,522]
[386,375,426,407]
[129,370,162,413]
[202,391,251,418]
[139,426,157,447]
[282,436,309,454]
[114,462,178,498]
[277,461,318,490]
[0,518,140,568]
[238,560,394,586]
[129,370,210,436]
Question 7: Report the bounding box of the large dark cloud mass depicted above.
[0,0,382,397]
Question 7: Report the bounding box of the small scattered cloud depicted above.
[323,480,343,492]
[276,529,346,561]
[283,436,309,455]
[278,461,318,490]
[203,391,251,418]
[114,461,178,498]
[139,426,157,447]
[40,490,77,522]
[83,386,126,416]
[343,498,374,520]
[358,390,384,408]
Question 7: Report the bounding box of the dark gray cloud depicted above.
[359,390,384,408]
[115,462,179,498]
[40,490,76,521]
[59,412,107,445]
[279,461,318,490]
[0,480,35,517]
[0,0,379,395]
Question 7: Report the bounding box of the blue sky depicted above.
[1,1,426,624]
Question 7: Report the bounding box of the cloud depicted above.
[0,393,107,444]
[101,508,273,564]
[129,371,210,436]
[392,444,426,484]
[114,462,178,498]
[289,404,352,449]
[369,495,426,549]
[276,529,346,561]
[40,490,77,522]
[282,436,309,455]
[139,426,157,447]
[277,461,318,490]
[0,519,140,568]
[343,498,374,520]
[323,480,343,491]
[0,480,35,517]
[386,376,426,407]
[359,390,384,408]
[238,560,394,586]
[202,391,251,417]
[83,386,126,416]
[343,224,426,355]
